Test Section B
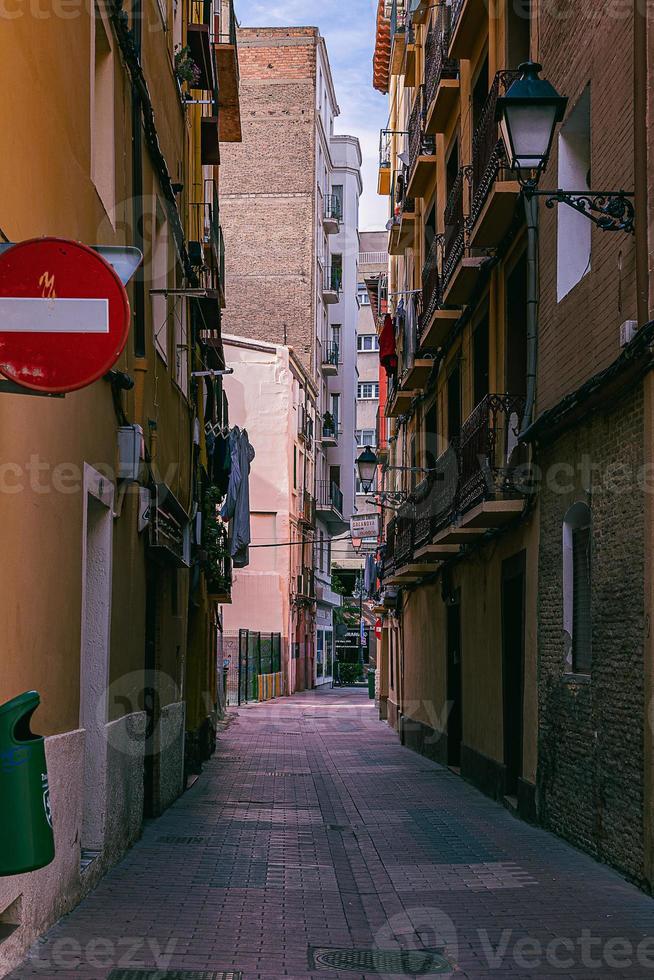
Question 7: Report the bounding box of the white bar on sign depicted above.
[0,297,110,334]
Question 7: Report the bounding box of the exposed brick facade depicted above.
[537,2,637,413]
[537,387,645,883]
[219,28,319,372]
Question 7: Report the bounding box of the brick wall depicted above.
[537,3,636,413]
[537,387,645,883]
[219,29,318,372]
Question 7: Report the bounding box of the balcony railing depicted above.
[424,6,458,109]
[188,181,225,300]
[301,490,316,527]
[188,0,216,91]
[414,448,460,548]
[390,0,408,36]
[296,567,316,598]
[443,166,468,289]
[449,0,465,39]
[458,393,526,513]
[470,70,521,229]
[324,265,342,295]
[408,87,435,177]
[381,394,527,568]
[322,342,340,367]
[217,0,238,53]
[324,195,342,224]
[383,517,397,578]
[322,415,339,441]
[317,480,344,516]
[419,234,443,337]
[376,406,389,458]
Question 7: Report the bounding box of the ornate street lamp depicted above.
[356,446,378,494]
[496,62,635,233]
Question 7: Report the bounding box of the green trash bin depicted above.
[368,669,376,700]
[0,692,55,876]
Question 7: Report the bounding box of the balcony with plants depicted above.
[406,86,436,199]
[201,486,232,602]
[468,70,521,247]
[389,0,408,75]
[188,180,226,339]
[321,412,340,447]
[322,262,342,304]
[424,6,459,136]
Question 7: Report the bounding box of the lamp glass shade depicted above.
[356,446,378,491]
[500,102,560,171]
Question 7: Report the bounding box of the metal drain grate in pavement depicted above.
[108,972,242,980]
[309,947,452,974]
[157,836,211,845]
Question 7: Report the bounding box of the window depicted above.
[152,196,169,363]
[357,283,370,306]
[356,477,376,495]
[357,334,379,352]
[473,314,489,407]
[331,394,340,428]
[563,502,592,674]
[557,86,591,301]
[356,429,377,447]
[332,184,344,219]
[92,5,115,219]
[358,382,379,399]
[173,289,188,396]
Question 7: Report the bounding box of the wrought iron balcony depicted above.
[458,393,526,515]
[407,87,436,196]
[419,234,443,338]
[322,264,342,303]
[301,490,316,527]
[470,70,521,231]
[383,517,397,578]
[317,480,344,516]
[442,167,468,291]
[414,449,460,549]
[424,6,458,119]
[321,342,340,375]
[395,499,415,568]
[188,181,225,308]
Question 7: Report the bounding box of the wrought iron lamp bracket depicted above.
[524,184,635,234]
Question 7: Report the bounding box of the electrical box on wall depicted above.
[117,424,145,481]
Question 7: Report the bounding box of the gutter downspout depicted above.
[520,191,539,438]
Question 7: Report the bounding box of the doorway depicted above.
[446,596,462,767]
[502,552,526,798]
[80,466,114,858]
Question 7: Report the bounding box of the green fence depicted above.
[237,630,283,705]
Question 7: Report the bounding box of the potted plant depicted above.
[174,45,201,88]
[202,485,232,599]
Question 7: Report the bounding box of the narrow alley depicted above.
[9,688,654,980]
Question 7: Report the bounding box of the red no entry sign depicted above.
[0,238,131,393]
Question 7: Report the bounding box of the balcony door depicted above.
[506,251,528,398]
[447,364,461,443]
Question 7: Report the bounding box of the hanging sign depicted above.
[0,238,133,393]
[350,513,380,540]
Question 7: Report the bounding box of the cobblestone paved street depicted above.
[9,687,654,979]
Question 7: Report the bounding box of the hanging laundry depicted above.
[221,426,255,568]
[379,312,398,376]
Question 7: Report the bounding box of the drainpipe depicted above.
[131,0,146,360]
[519,191,539,438]
[634,0,649,326]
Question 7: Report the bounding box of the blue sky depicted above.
[236,0,389,231]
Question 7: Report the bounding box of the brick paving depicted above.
[8,686,654,979]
